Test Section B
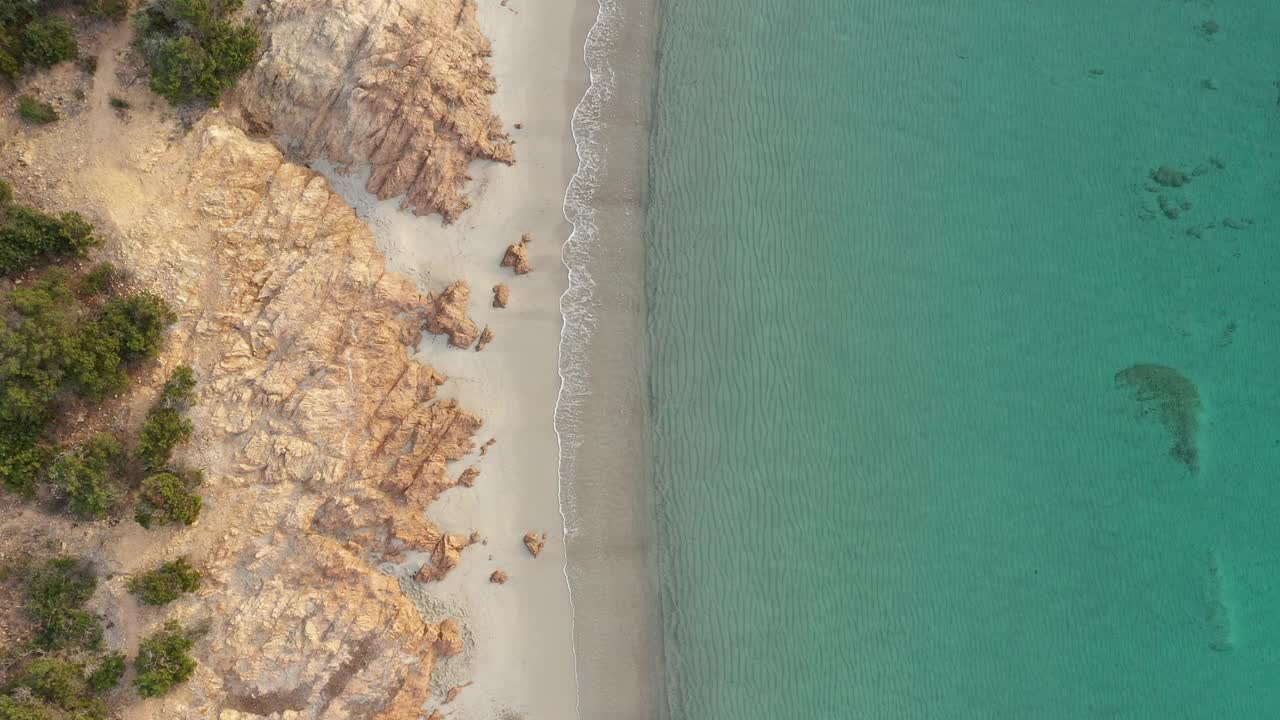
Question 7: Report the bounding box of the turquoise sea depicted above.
[645,2,1280,718]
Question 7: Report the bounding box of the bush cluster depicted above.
[1,557,177,717]
[127,557,201,605]
[1,1,127,81]
[135,0,258,105]
[47,434,123,520]
[134,470,202,528]
[136,407,191,468]
[0,180,96,273]
[23,556,101,650]
[134,364,202,528]
[133,620,196,698]
[0,265,175,499]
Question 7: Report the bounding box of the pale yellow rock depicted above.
[523,532,546,558]
[425,281,481,348]
[500,234,534,274]
[236,0,514,223]
[0,121,482,720]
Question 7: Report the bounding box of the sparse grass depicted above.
[16,95,58,125]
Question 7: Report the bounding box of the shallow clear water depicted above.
[646,2,1280,717]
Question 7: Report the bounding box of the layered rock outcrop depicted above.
[424,281,480,349]
[2,119,486,718]
[235,0,514,223]
[157,125,482,718]
[501,233,534,274]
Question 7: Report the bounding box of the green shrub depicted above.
[134,472,201,528]
[5,559,121,717]
[136,408,192,468]
[133,620,196,697]
[0,48,18,81]
[0,271,81,454]
[146,35,210,104]
[0,202,96,273]
[79,261,117,294]
[10,651,118,717]
[0,214,174,511]
[158,364,196,409]
[0,177,11,205]
[19,18,78,68]
[0,697,46,720]
[0,443,53,497]
[24,556,102,650]
[16,657,89,708]
[48,434,123,520]
[0,0,126,81]
[100,292,175,360]
[135,365,197,468]
[127,558,201,605]
[108,94,129,109]
[85,651,126,692]
[136,0,258,105]
[78,0,131,21]
[16,95,57,124]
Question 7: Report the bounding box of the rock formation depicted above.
[235,0,514,222]
[489,569,509,584]
[523,532,546,558]
[501,234,534,274]
[416,532,477,583]
[492,283,510,308]
[2,119,486,718]
[434,619,465,658]
[459,467,480,487]
[475,326,495,352]
[425,281,480,348]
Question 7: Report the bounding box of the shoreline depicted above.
[314,0,662,717]
[559,0,667,718]
[0,0,660,715]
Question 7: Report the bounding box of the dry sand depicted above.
[315,0,596,717]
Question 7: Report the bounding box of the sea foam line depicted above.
[555,0,620,716]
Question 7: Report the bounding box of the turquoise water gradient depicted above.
[646,2,1280,718]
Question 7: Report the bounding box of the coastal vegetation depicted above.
[24,556,101,650]
[1,555,196,716]
[133,621,196,697]
[0,179,94,272]
[127,558,201,605]
[0,0,127,81]
[0,556,120,718]
[137,364,195,468]
[0,265,174,501]
[0,181,204,717]
[134,470,202,528]
[47,433,124,520]
[135,0,259,105]
[0,181,203,532]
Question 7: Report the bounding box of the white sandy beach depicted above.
[318,0,595,717]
